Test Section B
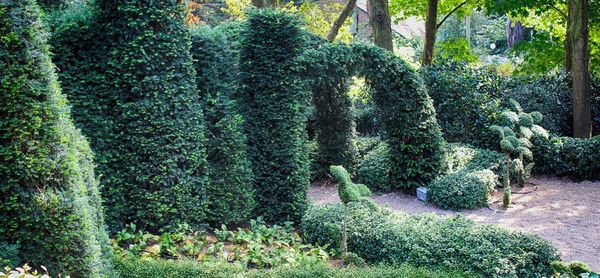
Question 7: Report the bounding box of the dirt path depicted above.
[308,176,600,271]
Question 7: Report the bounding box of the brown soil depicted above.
[308,176,600,271]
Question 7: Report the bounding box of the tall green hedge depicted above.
[190,26,255,226]
[354,44,444,188]
[0,0,112,275]
[238,9,311,223]
[96,0,209,232]
[304,44,358,179]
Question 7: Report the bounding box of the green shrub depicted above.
[301,203,560,277]
[354,44,445,188]
[307,44,358,179]
[532,135,600,180]
[0,0,112,275]
[0,243,20,268]
[190,26,255,226]
[238,9,310,223]
[355,142,392,192]
[113,257,469,278]
[429,170,497,209]
[441,143,506,177]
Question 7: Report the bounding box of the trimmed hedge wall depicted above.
[306,43,358,179]
[238,9,311,223]
[301,203,560,277]
[0,0,112,275]
[52,1,211,233]
[532,136,600,180]
[113,257,469,278]
[190,26,255,226]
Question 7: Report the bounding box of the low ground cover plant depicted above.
[301,202,560,277]
[112,219,329,269]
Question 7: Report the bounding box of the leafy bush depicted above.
[0,264,51,278]
[113,219,329,269]
[355,142,392,192]
[0,243,19,268]
[301,203,560,277]
[306,44,358,179]
[429,170,497,209]
[1,0,112,275]
[114,259,469,278]
[51,0,210,233]
[441,143,506,177]
[532,136,600,180]
[238,9,311,223]
[551,261,597,277]
[190,26,254,226]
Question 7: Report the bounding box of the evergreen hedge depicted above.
[302,203,560,277]
[353,44,444,188]
[0,0,112,275]
[304,43,358,179]
[190,26,255,226]
[238,9,311,223]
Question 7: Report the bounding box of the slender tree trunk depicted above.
[367,0,394,51]
[252,0,277,8]
[564,8,573,72]
[327,0,358,42]
[422,0,438,65]
[569,0,592,138]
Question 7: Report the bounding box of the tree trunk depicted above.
[564,8,573,72]
[422,0,438,65]
[367,0,394,51]
[327,0,358,42]
[341,205,348,263]
[569,0,592,138]
[252,0,277,8]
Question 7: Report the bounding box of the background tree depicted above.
[569,0,592,137]
[0,0,112,274]
[368,0,394,51]
[390,0,479,65]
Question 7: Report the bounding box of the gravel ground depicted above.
[308,176,600,271]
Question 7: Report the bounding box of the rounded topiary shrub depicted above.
[301,203,560,277]
[0,0,112,275]
[429,170,497,210]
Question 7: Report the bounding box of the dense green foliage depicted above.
[190,26,254,226]
[354,44,444,188]
[532,136,600,180]
[302,203,560,277]
[422,63,600,143]
[330,166,372,205]
[429,170,497,209]
[113,219,329,269]
[238,9,310,223]
[113,258,469,278]
[52,0,210,233]
[306,44,358,179]
[0,0,111,275]
[355,141,393,191]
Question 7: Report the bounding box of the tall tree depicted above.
[569,0,592,137]
[368,0,394,51]
[391,0,474,65]
[252,0,277,8]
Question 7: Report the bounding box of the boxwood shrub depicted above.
[532,136,600,180]
[355,141,392,192]
[113,257,469,278]
[301,203,560,277]
[429,170,497,210]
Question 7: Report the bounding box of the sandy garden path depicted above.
[308,176,600,271]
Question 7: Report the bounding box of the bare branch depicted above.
[327,0,358,42]
[436,1,466,30]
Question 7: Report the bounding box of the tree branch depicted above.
[327,0,358,42]
[436,1,466,30]
[548,3,567,19]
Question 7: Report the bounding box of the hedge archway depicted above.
[305,42,444,188]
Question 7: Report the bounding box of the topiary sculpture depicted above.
[489,99,548,208]
[329,165,374,263]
